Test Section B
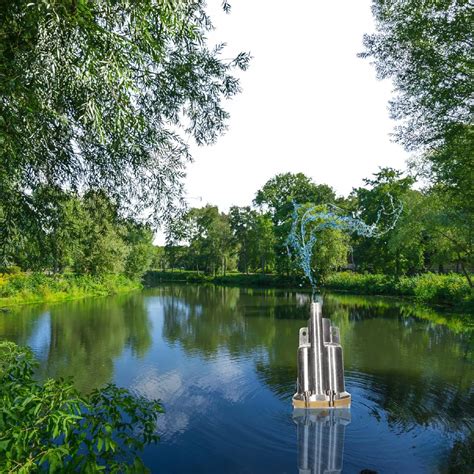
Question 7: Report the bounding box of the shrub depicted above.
[0,342,162,472]
[0,273,141,306]
[325,271,472,307]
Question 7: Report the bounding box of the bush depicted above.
[0,265,22,275]
[0,342,162,472]
[325,271,472,307]
[0,273,141,306]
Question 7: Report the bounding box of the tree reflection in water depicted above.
[1,284,472,471]
[0,293,152,392]
[159,285,473,456]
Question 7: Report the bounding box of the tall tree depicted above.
[178,205,236,275]
[74,191,128,275]
[360,1,472,180]
[352,168,416,275]
[249,213,276,274]
[360,1,473,277]
[254,173,336,225]
[229,206,258,274]
[123,223,154,279]
[254,173,336,275]
[0,1,249,263]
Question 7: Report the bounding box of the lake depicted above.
[0,284,472,473]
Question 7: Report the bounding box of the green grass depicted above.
[145,270,473,309]
[0,272,141,307]
[324,271,473,308]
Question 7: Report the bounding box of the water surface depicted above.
[1,285,472,473]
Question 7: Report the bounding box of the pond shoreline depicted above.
[144,270,473,313]
[0,273,141,309]
[1,271,472,321]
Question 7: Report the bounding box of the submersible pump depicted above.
[292,301,351,409]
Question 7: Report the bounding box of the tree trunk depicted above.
[458,257,473,288]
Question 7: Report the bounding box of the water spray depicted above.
[288,198,402,409]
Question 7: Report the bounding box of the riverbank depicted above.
[144,270,473,310]
[0,272,141,307]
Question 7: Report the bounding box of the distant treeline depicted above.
[1,187,155,280]
[144,270,472,309]
[157,169,473,288]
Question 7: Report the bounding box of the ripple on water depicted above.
[342,369,474,471]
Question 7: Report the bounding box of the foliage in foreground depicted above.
[1,0,248,241]
[0,342,162,472]
[0,273,140,307]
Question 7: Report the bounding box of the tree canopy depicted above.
[0,0,249,244]
[360,0,473,204]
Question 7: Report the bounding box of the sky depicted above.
[183,0,410,209]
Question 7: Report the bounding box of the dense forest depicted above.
[158,167,472,286]
[1,1,472,293]
[2,187,155,279]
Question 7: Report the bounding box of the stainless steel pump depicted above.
[292,301,351,408]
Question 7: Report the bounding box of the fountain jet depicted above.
[292,301,350,409]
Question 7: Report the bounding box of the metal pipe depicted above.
[297,345,310,394]
[308,302,328,396]
[326,343,345,395]
[292,301,350,409]
[322,318,331,343]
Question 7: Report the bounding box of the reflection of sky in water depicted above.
[26,311,51,359]
[1,286,472,473]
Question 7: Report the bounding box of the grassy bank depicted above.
[145,270,473,309]
[324,272,472,308]
[0,272,141,307]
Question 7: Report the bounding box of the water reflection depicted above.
[159,286,473,433]
[0,284,472,472]
[293,409,350,474]
[0,293,152,391]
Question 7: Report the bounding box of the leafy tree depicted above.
[151,246,167,271]
[360,1,472,190]
[0,0,249,255]
[74,191,128,275]
[229,206,258,274]
[384,189,427,275]
[208,212,236,276]
[421,188,473,286]
[254,173,337,275]
[181,206,236,275]
[287,203,350,283]
[352,168,415,275]
[249,213,276,274]
[254,173,336,225]
[361,0,473,282]
[123,223,154,279]
[0,341,162,472]
[29,187,89,273]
